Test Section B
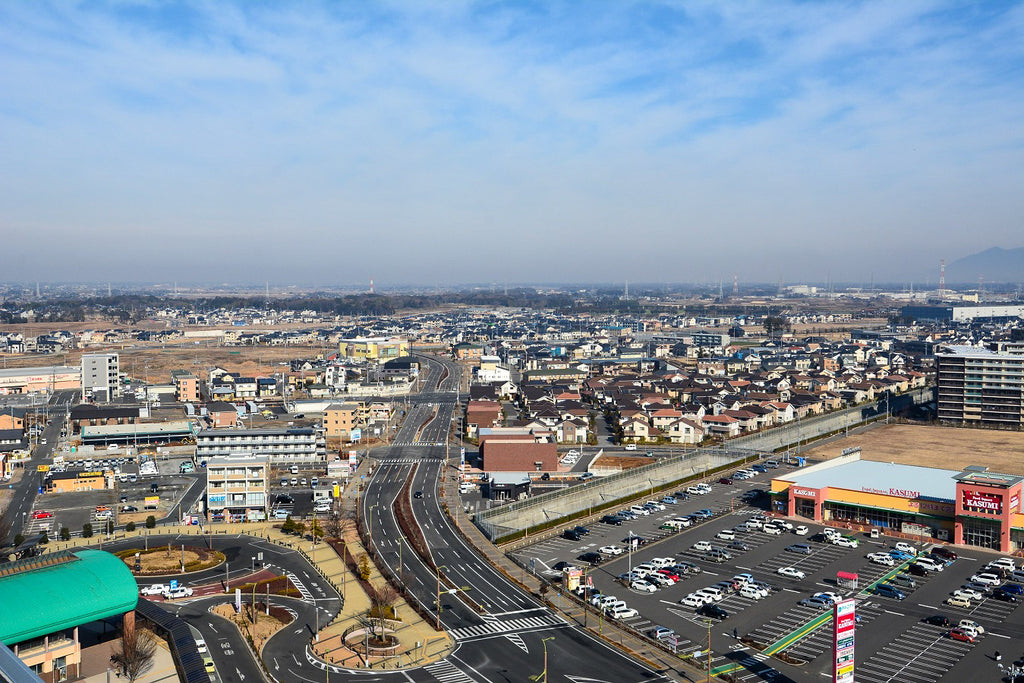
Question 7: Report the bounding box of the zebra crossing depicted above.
[286,572,314,602]
[448,613,566,641]
[390,440,447,447]
[424,659,477,683]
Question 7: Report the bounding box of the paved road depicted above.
[358,355,667,683]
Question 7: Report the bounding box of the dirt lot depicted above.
[803,424,1024,474]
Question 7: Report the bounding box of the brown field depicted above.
[802,424,1024,475]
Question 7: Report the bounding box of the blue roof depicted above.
[781,460,958,502]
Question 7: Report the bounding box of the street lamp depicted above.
[368,503,379,553]
[529,636,555,683]
[435,565,449,630]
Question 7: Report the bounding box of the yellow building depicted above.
[338,337,409,361]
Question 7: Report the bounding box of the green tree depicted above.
[282,516,296,534]
[39,531,49,544]
[82,523,93,538]
[145,515,156,529]
[59,526,71,541]
[125,521,136,532]
[13,533,25,547]
[293,521,307,538]
[310,519,324,544]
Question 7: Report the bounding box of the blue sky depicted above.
[1,1,1022,287]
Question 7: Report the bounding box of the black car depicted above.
[120,505,138,513]
[574,525,591,536]
[674,491,690,500]
[578,552,603,566]
[923,614,952,627]
[697,604,729,619]
[993,589,1019,603]
[414,491,423,499]
[540,472,551,481]
[563,529,583,541]
[907,562,929,576]
[931,547,958,561]
[600,515,623,526]
[551,561,576,572]
[275,494,294,505]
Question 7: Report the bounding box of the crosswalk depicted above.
[448,614,566,641]
[377,456,445,464]
[424,660,477,683]
[287,572,314,602]
[390,441,447,447]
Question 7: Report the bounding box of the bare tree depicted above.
[366,583,399,640]
[111,623,157,682]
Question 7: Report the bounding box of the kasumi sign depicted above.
[962,490,1002,514]
[793,488,818,498]
[833,599,856,683]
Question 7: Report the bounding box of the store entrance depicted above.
[796,499,816,519]
[962,518,1000,550]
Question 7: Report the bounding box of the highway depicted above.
[358,355,667,683]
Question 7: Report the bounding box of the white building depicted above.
[81,353,119,402]
[206,454,269,523]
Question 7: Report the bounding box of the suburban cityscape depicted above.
[4,1,1023,682]
[0,280,1023,683]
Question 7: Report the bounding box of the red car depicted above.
[948,628,975,643]
[31,511,54,520]
[657,570,680,581]
[718,477,735,485]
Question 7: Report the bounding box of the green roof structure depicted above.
[0,549,138,644]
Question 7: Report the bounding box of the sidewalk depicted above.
[439,462,696,682]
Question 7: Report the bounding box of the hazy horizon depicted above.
[2,2,1022,285]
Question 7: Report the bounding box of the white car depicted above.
[763,525,783,535]
[692,541,713,552]
[794,526,809,536]
[832,536,859,548]
[970,573,1002,586]
[740,585,767,600]
[645,501,666,511]
[958,619,985,635]
[953,588,984,602]
[140,584,168,596]
[733,573,755,585]
[815,591,842,604]
[607,606,638,620]
[868,552,896,567]
[599,545,625,556]
[649,573,675,587]
[163,586,194,599]
[744,518,763,530]
[631,580,658,593]
[777,567,806,580]
[195,639,208,654]
[679,594,707,608]
[894,542,917,555]
[716,530,736,541]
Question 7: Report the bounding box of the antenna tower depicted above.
[938,259,946,297]
[370,279,374,294]
[733,274,738,295]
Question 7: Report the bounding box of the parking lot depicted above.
[508,463,1024,681]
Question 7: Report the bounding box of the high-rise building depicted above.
[936,345,1024,426]
[80,353,119,402]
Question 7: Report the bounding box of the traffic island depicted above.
[114,544,225,575]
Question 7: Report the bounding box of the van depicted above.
[310,477,319,488]
[872,583,905,600]
[624,444,637,451]
[891,574,917,589]
[765,460,780,469]
[914,557,944,572]
[290,465,299,475]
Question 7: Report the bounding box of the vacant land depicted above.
[803,424,1024,475]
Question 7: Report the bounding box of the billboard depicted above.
[833,599,856,683]
[348,449,359,472]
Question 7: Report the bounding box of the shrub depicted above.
[59,527,71,541]
[358,554,372,581]
[13,533,25,547]
[82,524,93,538]
[145,516,156,529]
[282,516,295,534]
[125,521,136,532]
[39,532,49,544]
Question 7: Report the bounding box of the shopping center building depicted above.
[771,450,1024,552]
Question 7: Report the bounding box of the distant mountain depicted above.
[946,247,1024,284]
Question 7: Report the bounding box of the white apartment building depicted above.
[81,353,119,402]
[206,454,268,523]
[196,427,324,465]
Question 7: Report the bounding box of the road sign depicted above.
[169,579,178,590]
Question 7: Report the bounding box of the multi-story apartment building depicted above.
[936,345,1024,427]
[170,369,200,403]
[196,427,323,465]
[206,454,268,523]
[338,336,409,361]
[323,403,360,439]
[80,353,119,402]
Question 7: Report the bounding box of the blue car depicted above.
[661,496,678,505]
[697,509,714,518]
[889,550,914,561]
[1002,583,1024,595]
